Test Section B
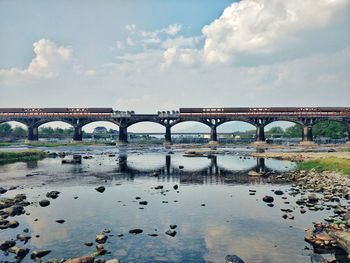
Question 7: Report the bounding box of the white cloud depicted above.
[126,37,135,46]
[163,24,182,35]
[0,39,72,80]
[201,0,350,63]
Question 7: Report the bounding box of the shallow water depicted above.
[0,146,346,262]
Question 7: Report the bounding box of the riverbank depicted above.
[0,150,47,164]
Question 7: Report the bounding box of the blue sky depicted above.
[0,0,349,132]
[0,0,233,68]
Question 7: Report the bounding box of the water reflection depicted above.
[115,154,293,185]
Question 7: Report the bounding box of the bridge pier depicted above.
[254,125,265,144]
[72,126,83,141]
[27,126,38,141]
[209,126,218,145]
[165,126,172,144]
[300,126,315,145]
[118,126,128,143]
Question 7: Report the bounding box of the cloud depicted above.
[163,24,182,35]
[0,39,72,80]
[201,0,350,63]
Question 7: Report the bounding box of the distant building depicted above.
[93,126,107,134]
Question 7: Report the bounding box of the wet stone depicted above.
[129,229,143,234]
[30,250,51,259]
[225,254,245,263]
[262,196,274,203]
[39,199,50,207]
[95,186,106,193]
[165,230,177,237]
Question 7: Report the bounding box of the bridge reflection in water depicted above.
[115,154,289,185]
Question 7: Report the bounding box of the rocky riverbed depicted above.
[0,145,350,262]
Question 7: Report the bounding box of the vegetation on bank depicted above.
[0,150,47,164]
[298,157,350,175]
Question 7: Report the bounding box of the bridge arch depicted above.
[37,121,74,141]
[216,120,256,142]
[126,121,165,143]
[171,120,211,143]
[0,121,28,140]
[264,121,303,142]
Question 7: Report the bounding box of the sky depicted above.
[0,0,350,132]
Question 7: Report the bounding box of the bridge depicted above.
[0,107,349,144]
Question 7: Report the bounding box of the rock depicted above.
[105,259,120,263]
[64,256,95,263]
[248,170,261,177]
[262,196,274,203]
[0,187,7,194]
[173,184,178,190]
[96,244,106,255]
[315,233,333,241]
[310,254,327,263]
[46,191,60,199]
[95,234,108,243]
[139,201,148,205]
[308,193,319,203]
[169,224,177,229]
[3,205,24,216]
[30,250,51,259]
[7,220,19,228]
[274,190,284,195]
[95,186,105,193]
[0,240,16,250]
[129,229,143,234]
[39,199,50,207]
[179,165,184,169]
[84,242,93,247]
[154,185,163,190]
[16,234,31,243]
[135,197,141,200]
[8,246,29,258]
[148,234,158,237]
[225,255,245,263]
[165,230,177,237]
[56,219,65,224]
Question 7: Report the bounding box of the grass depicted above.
[0,150,47,164]
[298,157,350,175]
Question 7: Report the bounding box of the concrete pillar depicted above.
[27,126,38,141]
[165,126,172,144]
[73,126,83,141]
[210,126,218,142]
[255,125,265,142]
[256,157,266,173]
[118,126,128,143]
[302,126,313,142]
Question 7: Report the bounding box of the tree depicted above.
[267,126,284,134]
[0,123,12,135]
[285,125,302,138]
[313,121,347,139]
[12,126,27,137]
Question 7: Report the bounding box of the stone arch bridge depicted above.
[0,107,349,144]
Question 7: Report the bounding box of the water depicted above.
[0,146,345,262]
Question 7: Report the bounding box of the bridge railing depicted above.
[157,111,180,117]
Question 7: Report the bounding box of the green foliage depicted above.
[0,123,12,134]
[0,150,47,164]
[285,125,303,138]
[267,126,284,134]
[298,158,350,175]
[312,121,347,139]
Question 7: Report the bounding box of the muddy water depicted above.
[0,146,345,262]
